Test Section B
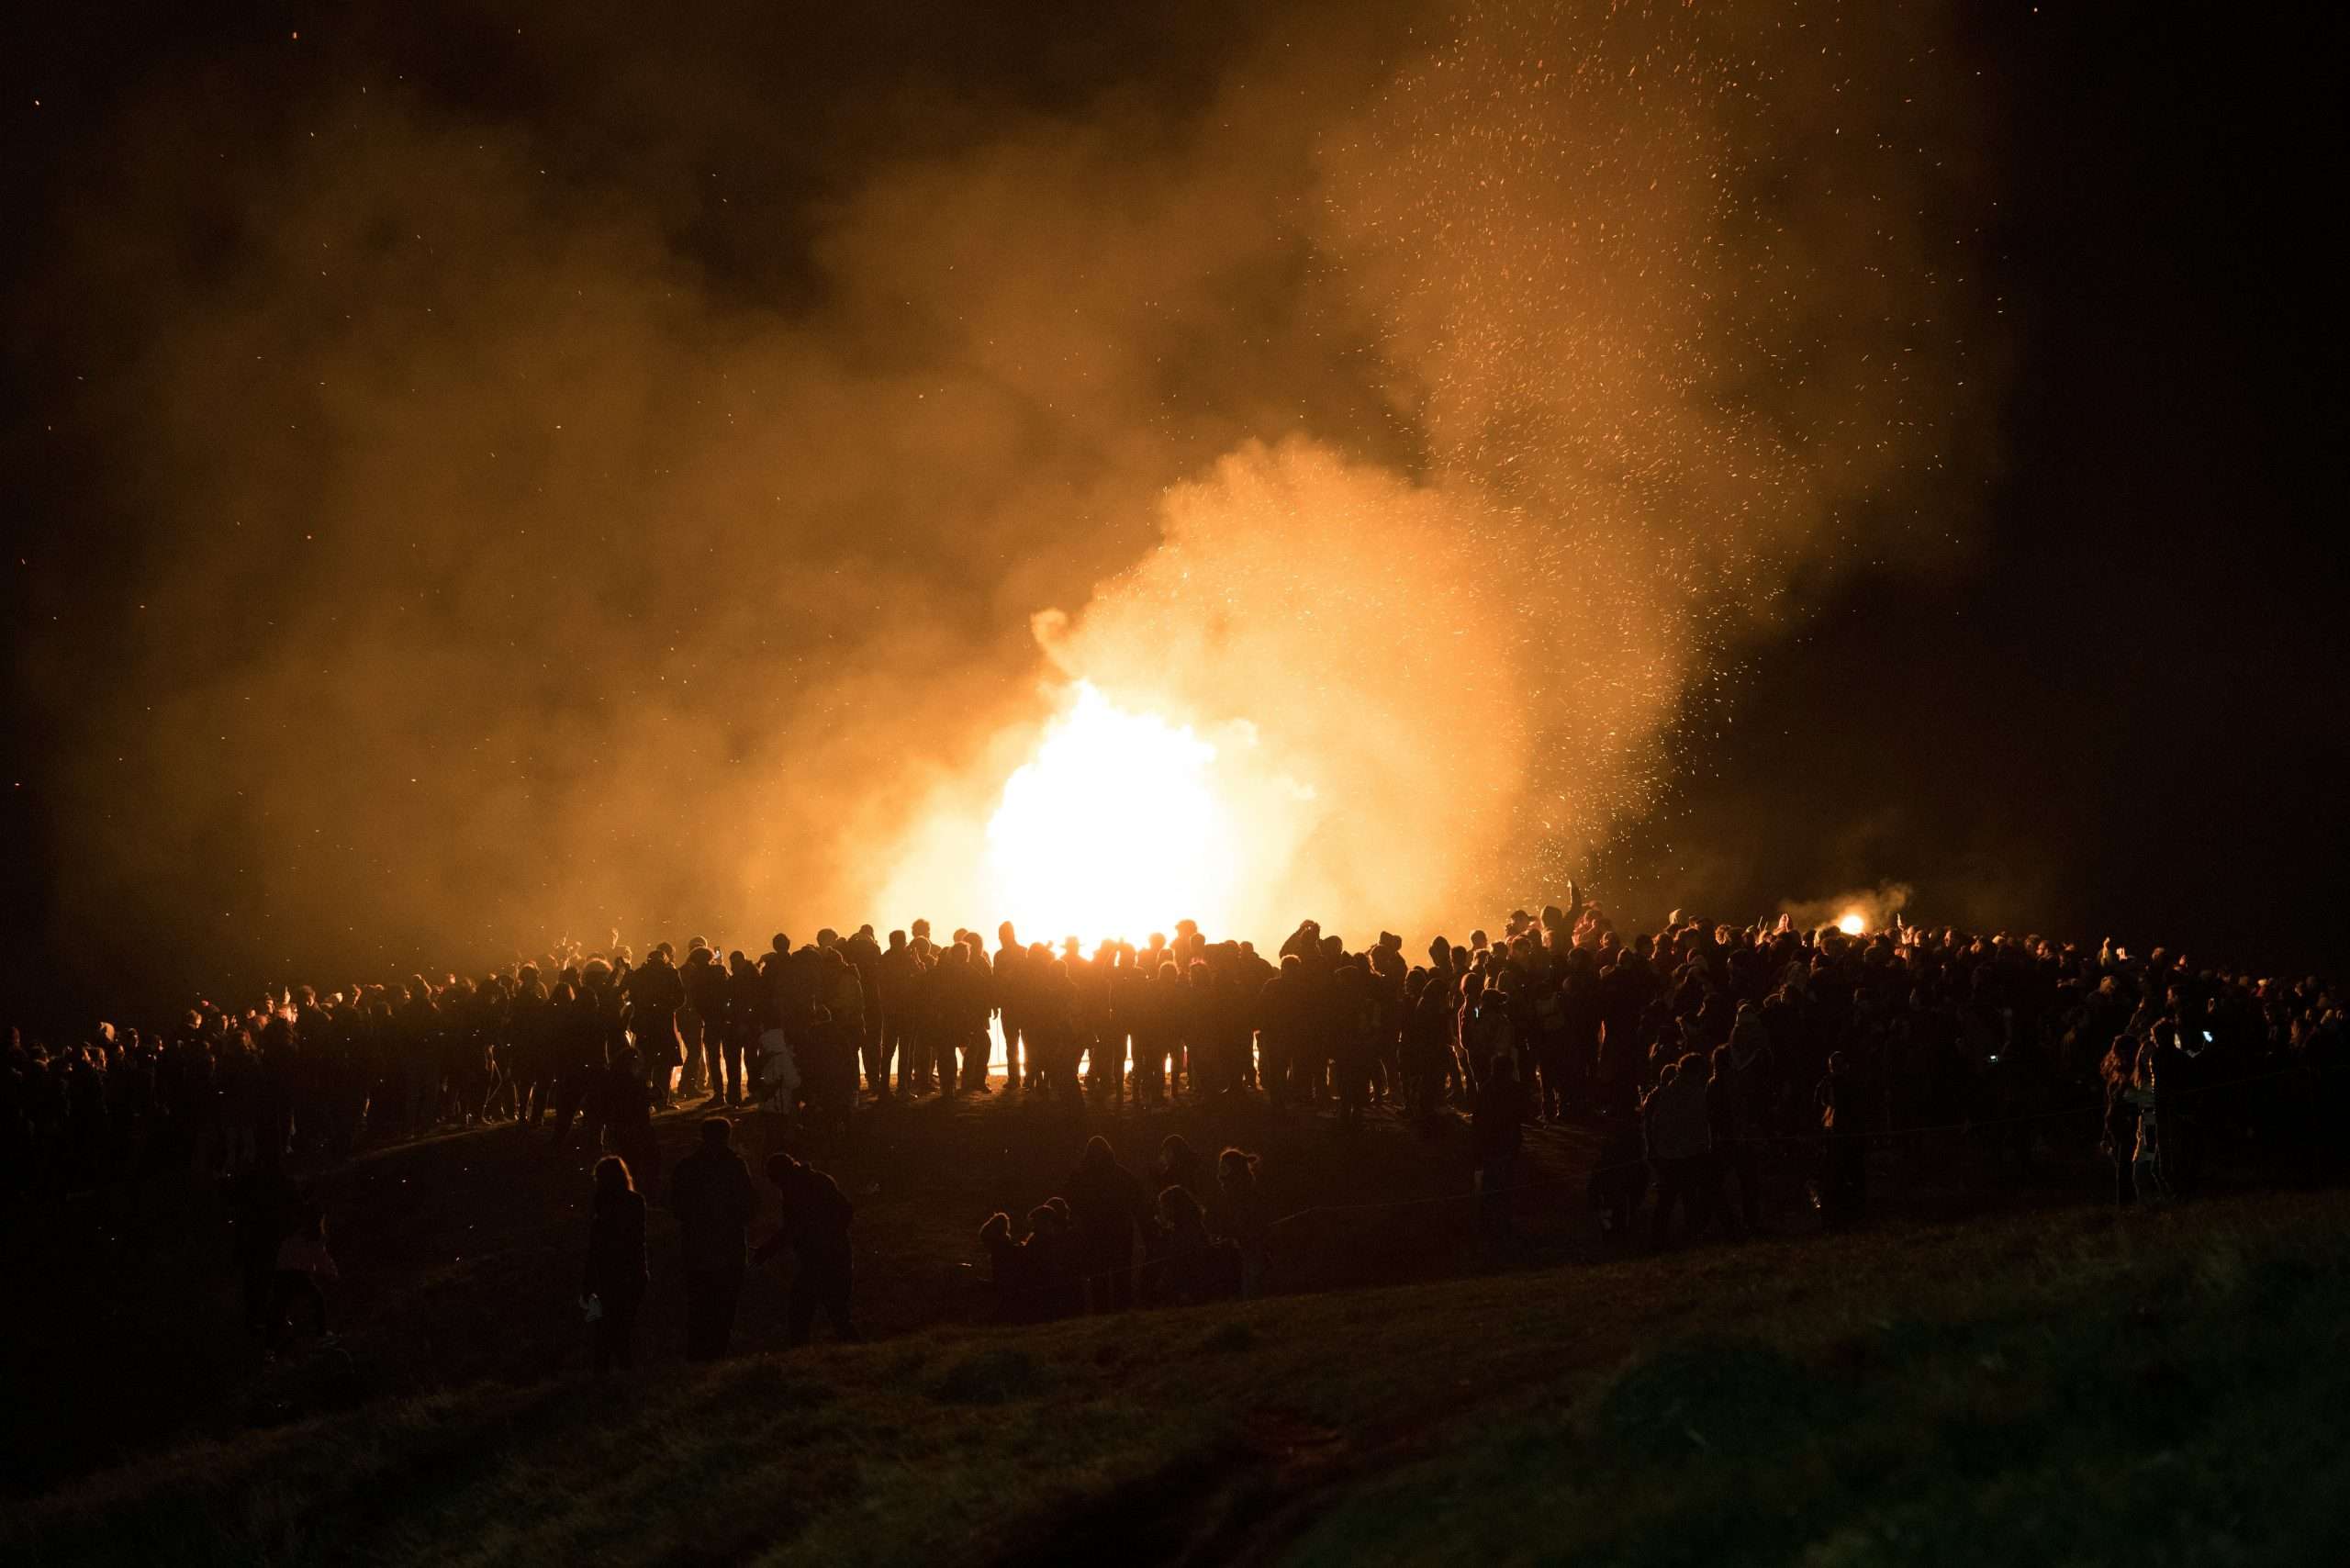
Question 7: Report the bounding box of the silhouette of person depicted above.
[670,1116,755,1361]
[979,1211,1036,1322]
[681,940,728,1106]
[1472,1051,1527,1253]
[1815,1051,1865,1227]
[1066,1135,1145,1311]
[228,1145,299,1343]
[623,944,686,1109]
[755,1151,856,1345]
[581,1154,647,1372]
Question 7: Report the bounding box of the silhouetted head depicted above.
[766,1150,805,1186]
[771,934,789,956]
[1081,1135,1114,1170]
[700,1116,733,1149]
[889,929,906,950]
[594,1155,633,1201]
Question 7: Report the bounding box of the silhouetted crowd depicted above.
[6,889,2345,1356]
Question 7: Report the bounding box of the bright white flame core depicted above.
[1837,911,1867,936]
[980,682,1240,943]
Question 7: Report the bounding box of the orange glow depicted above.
[1837,910,1867,936]
[979,683,1242,942]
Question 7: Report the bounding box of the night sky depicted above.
[3,3,2342,1028]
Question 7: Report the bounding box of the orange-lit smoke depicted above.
[868,442,1523,945]
[867,3,1992,946]
[17,2,1997,1002]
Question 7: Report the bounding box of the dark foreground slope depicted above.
[9,1190,2349,1567]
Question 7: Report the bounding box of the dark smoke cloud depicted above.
[8,1,1998,1010]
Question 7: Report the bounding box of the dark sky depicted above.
[3,3,2343,1027]
[1636,6,2346,973]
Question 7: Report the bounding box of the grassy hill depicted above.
[10,1182,2350,1566]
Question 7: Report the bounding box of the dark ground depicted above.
[4,1054,2132,1499]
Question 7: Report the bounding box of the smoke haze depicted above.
[8,1,1998,1007]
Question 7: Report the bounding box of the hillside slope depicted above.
[11,1190,2349,1567]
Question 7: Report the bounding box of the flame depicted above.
[1836,910,1867,936]
[979,682,1242,943]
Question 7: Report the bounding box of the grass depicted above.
[9,1189,2350,1565]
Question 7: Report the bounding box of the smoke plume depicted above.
[9,1,1997,1003]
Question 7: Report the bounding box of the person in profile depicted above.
[581,1155,647,1372]
[979,1211,1035,1323]
[1154,1134,1205,1200]
[756,1151,856,1346]
[670,1116,754,1361]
